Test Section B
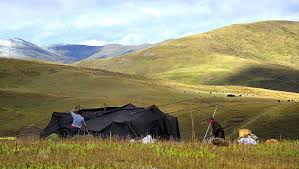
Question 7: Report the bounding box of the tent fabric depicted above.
[41,104,180,140]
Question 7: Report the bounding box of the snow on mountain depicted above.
[0,39,14,58]
[0,38,69,63]
[0,39,12,46]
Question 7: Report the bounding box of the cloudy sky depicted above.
[0,0,298,46]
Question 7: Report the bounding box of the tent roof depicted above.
[41,104,180,140]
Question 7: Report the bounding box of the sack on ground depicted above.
[211,138,229,146]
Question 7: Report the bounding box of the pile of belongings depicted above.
[41,104,180,140]
[237,133,259,145]
[129,135,155,144]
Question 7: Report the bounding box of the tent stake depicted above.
[202,105,218,142]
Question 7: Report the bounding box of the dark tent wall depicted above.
[165,114,181,139]
[41,104,180,140]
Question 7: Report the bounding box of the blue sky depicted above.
[0,0,298,46]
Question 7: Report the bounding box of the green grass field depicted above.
[0,138,298,169]
[75,21,299,93]
[1,58,299,140]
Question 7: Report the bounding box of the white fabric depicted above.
[248,133,259,143]
[237,137,257,145]
[142,135,154,144]
[70,112,85,129]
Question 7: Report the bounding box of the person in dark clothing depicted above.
[209,117,225,139]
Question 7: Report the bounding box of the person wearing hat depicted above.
[209,117,225,139]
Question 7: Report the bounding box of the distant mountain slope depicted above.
[86,44,152,59]
[75,20,299,92]
[49,43,152,63]
[0,38,152,64]
[0,38,69,63]
[46,44,102,63]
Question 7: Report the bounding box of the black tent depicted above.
[41,104,180,140]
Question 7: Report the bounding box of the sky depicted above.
[0,0,298,46]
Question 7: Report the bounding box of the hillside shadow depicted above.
[212,64,299,93]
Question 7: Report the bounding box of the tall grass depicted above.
[0,137,298,169]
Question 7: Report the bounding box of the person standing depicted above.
[209,117,225,139]
[69,105,87,136]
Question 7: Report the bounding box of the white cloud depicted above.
[179,32,196,38]
[73,15,132,29]
[117,33,144,45]
[79,40,107,46]
[0,0,298,46]
[141,8,162,18]
[99,18,129,27]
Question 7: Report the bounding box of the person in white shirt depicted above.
[69,105,87,136]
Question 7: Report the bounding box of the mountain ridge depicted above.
[0,38,70,63]
[0,38,152,63]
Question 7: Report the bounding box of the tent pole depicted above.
[202,105,218,142]
[109,131,112,142]
[103,103,107,112]
[190,111,195,142]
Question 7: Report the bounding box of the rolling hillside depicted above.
[75,21,299,92]
[0,58,189,136]
[1,58,299,139]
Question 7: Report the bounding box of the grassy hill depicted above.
[75,20,299,92]
[0,58,191,136]
[1,58,299,140]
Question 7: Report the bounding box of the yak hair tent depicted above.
[41,104,180,140]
